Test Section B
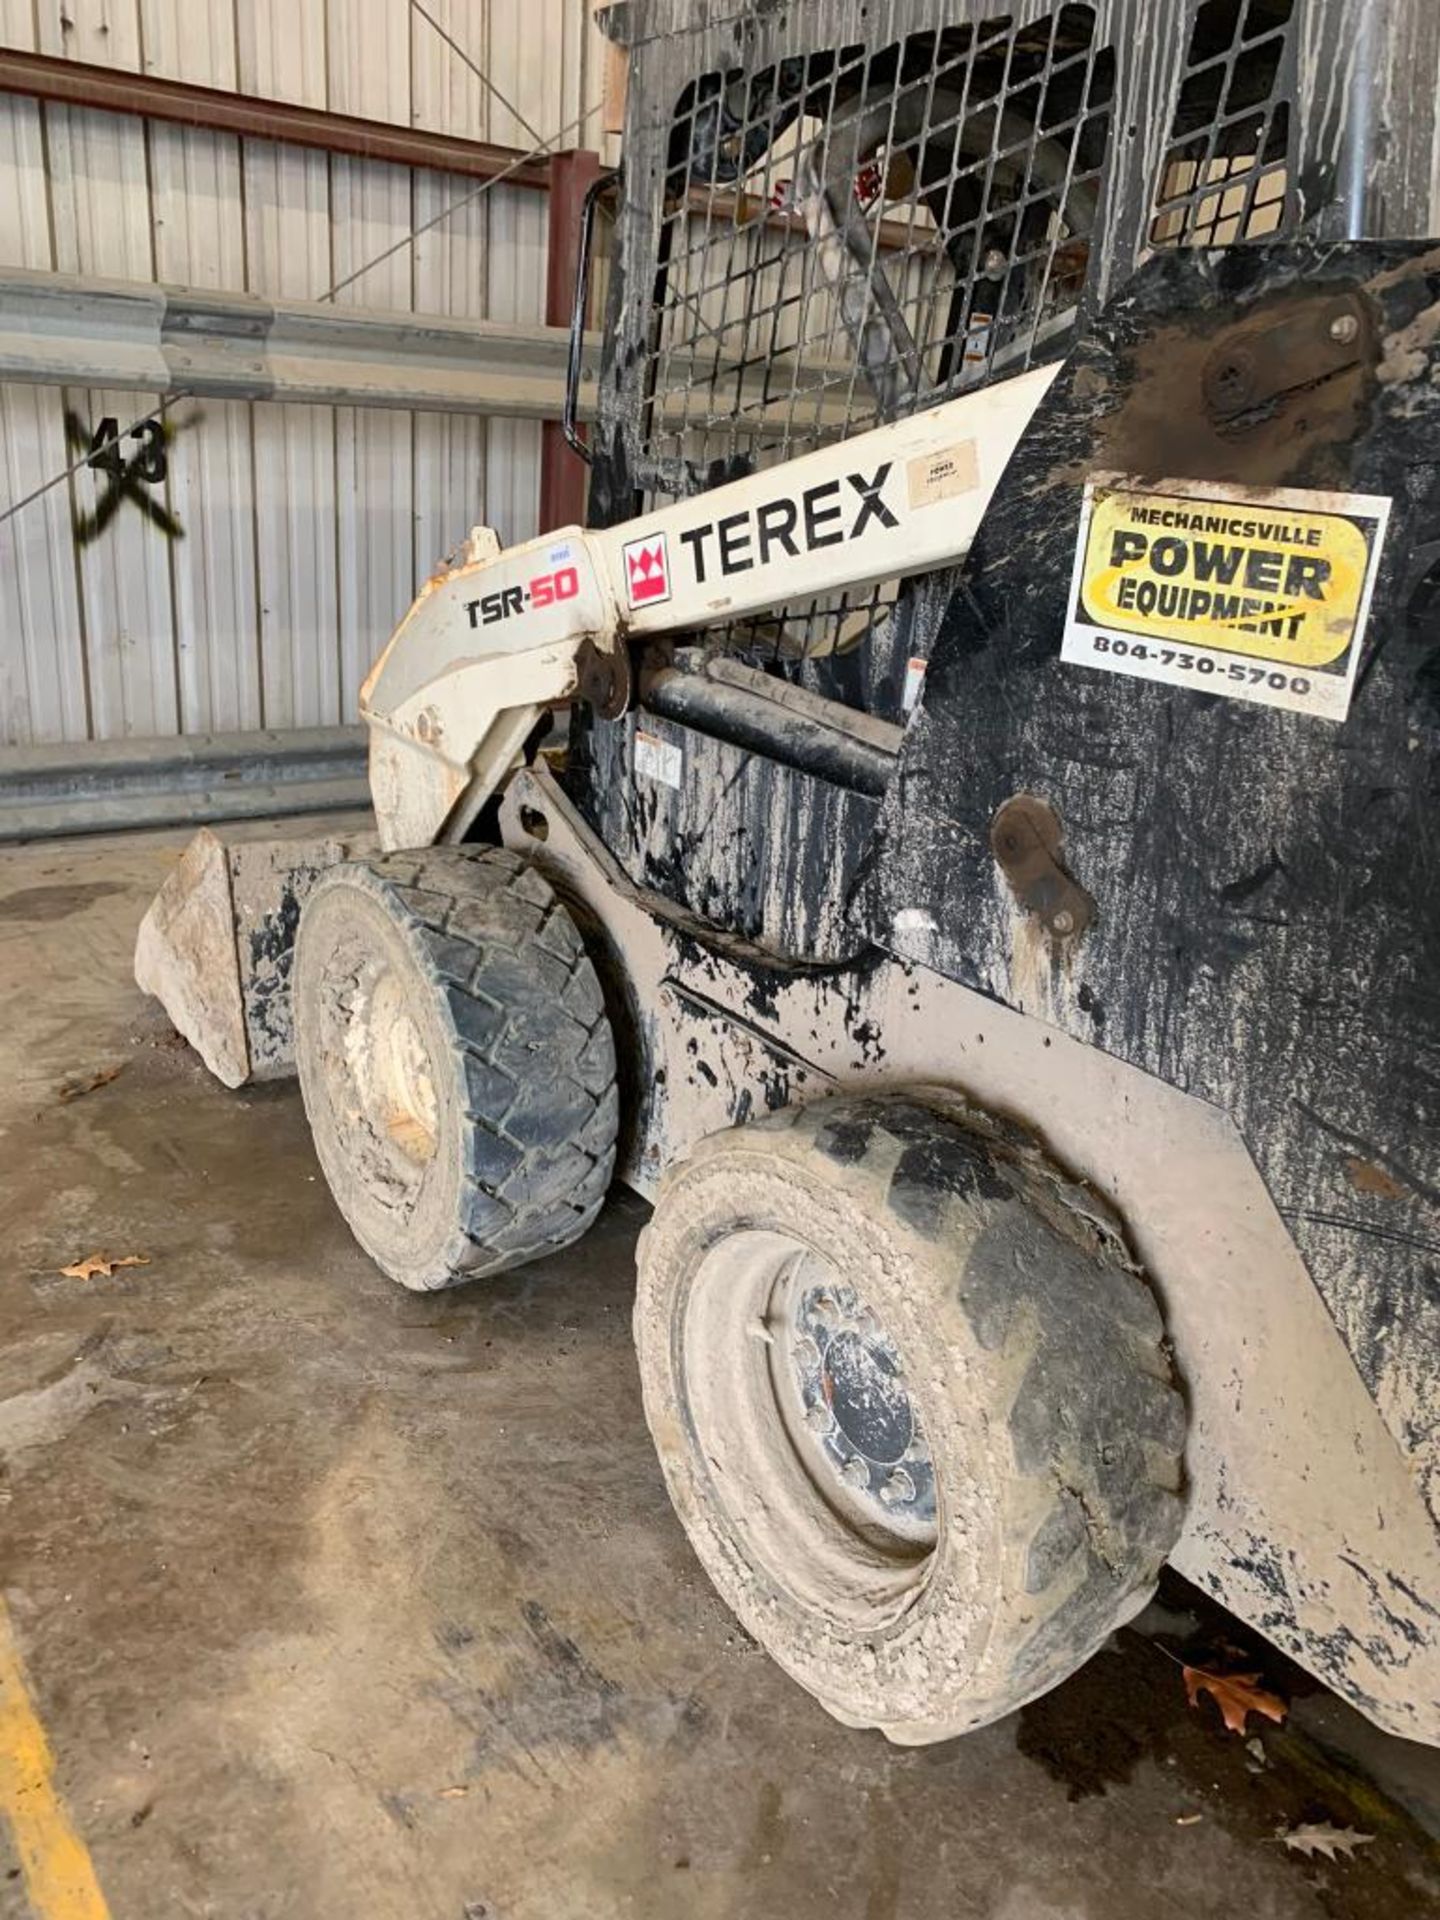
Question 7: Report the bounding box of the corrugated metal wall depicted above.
[0,0,607,745]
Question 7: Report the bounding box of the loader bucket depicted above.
[134,827,375,1086]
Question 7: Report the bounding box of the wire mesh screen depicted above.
[646,8,1115,478]
[1149,0,1295,246]
[635,6,1115,668]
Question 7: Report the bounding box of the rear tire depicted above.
[293,846,618,1290]
[634,1091,1186,1741]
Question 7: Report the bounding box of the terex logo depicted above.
[622,533,671,607]
[679,463,898,584]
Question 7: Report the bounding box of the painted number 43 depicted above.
[87,416,168,483]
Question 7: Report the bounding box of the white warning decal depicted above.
[906,442,977,509]
[634,728,682,789]
[1061,475,1390,721]
[902,655,927,712]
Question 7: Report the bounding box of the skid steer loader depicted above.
[135,0,1440,1747]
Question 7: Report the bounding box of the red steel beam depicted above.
[539,148,603,532]
[0,49,551,187]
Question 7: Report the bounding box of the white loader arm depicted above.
[361,363,1058,849]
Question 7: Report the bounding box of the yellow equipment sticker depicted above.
[1061,475,1390,721]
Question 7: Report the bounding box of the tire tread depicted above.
[325,846,617,1288]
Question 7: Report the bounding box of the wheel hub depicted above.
[344,965,439,1166]
[781,1276,937,1543]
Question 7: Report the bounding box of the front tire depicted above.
[293,846,618,1290]
[634,1092,1186,1741]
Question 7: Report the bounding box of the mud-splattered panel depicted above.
[869,240,1440,1517]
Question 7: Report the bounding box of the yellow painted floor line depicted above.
[0,1600,110,1920]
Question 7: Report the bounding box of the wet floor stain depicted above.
[1015,1579,1440,1920]
[0,881,129,922]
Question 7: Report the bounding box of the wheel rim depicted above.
[348,967,439,1165]
[310,924,442,1216]
[774,1267,938,1549]
[677,1227,938,1630]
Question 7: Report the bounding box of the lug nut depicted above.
[841,1456,871,1489]
[792,1335,821,1372]
[880,1469,917,1507]
[804,1402,832,1434]
[1329,312,1359,344]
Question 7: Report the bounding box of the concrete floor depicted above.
[0,827,1437,1920]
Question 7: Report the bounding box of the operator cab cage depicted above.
[585,0,1438,708]
[576,0,1440,950]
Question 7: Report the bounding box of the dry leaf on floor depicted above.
[1182,1664,1287,1734]
[57,1063,125,1103]
[1279,1823,1374,1860]
[59,1253,150,1280]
